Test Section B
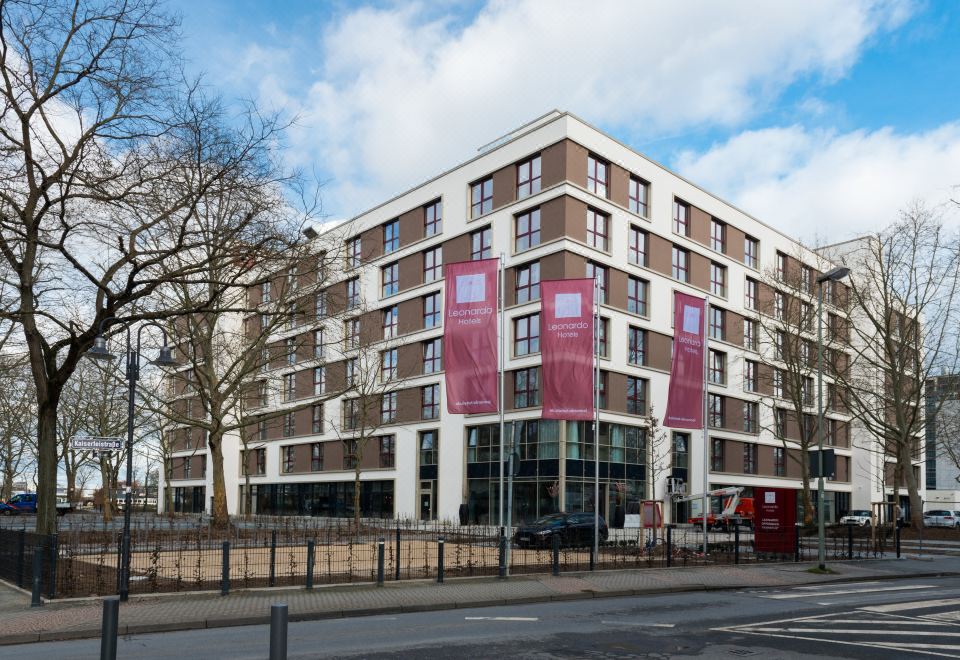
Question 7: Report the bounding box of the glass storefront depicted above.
[240,480,394,518]
[172,486,205,513]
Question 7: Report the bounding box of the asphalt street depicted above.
[3,576,959,659]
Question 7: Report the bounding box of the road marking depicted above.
[794,581,881,590]
[764,584,934,599]
[862,598,960,613]
[747,628,960,637]
[600,621,675,628]
[464,616,539,622]
[803,619,954,626]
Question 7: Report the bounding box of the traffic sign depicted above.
[71,436,123,451]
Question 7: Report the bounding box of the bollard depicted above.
[269,530,277,588]
[305,540,315,590]
[794,524,801,562]
[589,541,595,571]
[498,532,507,579]
[47,534,58,600]
[395,523,401,581]
[269,603,288,660]
[552,533,560,576]
[100,597,119,660]
[376,538,385,586]
[16,529,25,588]
[30,549,43,607]
[666,526,673,568]
[896,520,902,559]
[734,524,740,565]
[847,524,854,560]
[221,541,230,596]
[437,536,445,584]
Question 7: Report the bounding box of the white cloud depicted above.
[238,0,912,217]
[673,123,960,242]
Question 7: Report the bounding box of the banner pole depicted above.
[594,274,600,566]
[498,253,506,534]
[702,297,710,555]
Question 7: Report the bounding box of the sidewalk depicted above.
[1,556,958,646]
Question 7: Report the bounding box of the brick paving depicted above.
[1,557,957,645]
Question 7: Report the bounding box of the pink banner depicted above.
[444,259,499,414]
[541,279,595,420]
[664,291,706,429]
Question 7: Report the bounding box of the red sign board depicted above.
[664,292,706,429]
[754,487,797,554]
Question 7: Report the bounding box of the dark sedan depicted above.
[514,512,608,549]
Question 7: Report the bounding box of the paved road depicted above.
[3,575,959,658]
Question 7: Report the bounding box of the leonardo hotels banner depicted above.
[664,291,706,429]
[444,259,499,414]
[541,279,595,420]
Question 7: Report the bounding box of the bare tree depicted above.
[0,354,34,500]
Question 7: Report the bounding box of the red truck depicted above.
[687,487,755,531]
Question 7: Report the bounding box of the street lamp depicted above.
[815,266,850,571]
[86,319,177,602]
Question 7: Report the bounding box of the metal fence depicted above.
[0,518,903,600]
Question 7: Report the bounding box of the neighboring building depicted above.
[159,110,903,525]
[925,374,960,508]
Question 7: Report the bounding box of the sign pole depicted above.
[702,297,709,555]
[498,253,506,536]
[594,274,600,566]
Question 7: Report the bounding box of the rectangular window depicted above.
[313,366,325,395]
[286,266,298,292]
[286,338,296,366]
[254,448,265,475]
[282,446,295,473]
[471,177,493,218]
[343,440,358,470]
[708,350,726,385]
[515,208,541,251]
[803,376,814,407]
[381,391,397,423]
[514,367,540,408]
[423,338,442,373]
[801,265,813,293]
[342,399,358,430]
[628,226,648,266]
[515,261,541,303]
[628,326,646,365]
[382,262,399,297]
[710,219,726,253]
[776,251,787,280]
[744,360,757,392]
[826,419,837,446]
[708,393,724,427]
[421,384,440,420]
[709,306,725,341]
[775,408,786,438]
[711,438,724,472]
[345,318,360,349]
[346,357,357,387]
[261,281,271,304]
[774,291,785,319]
[743,444,757,475]
[673,200,689,236]
[471,226,492,260]
[285,302,297,331]
[627,377,646,415]
[514,313,540,356]
[744,319,758,351]
[381,348,397,381]
[424,200,442,237]
[586,208,608,251]
[347,237,361,269]
[744,236,759,269]
[775,330,785,361]
[627,276,648,316]
[423,293,441,328]
[383,219,399,254]
[311,443,323,471]
[183,456,191,479]
[284,372,296,401]
[744,401,758,433]
[672,246,689,282]
[517,155,541,199]
[745,278,758,310]
[283,411,295,438]
[312,404,323,434]
[596,317,609,357]
[257,382,268,408]
[773,368,784,398]
[628,176,648,216]
[586,262,608,303]
[710,262,726,297]
[773,447,785,476]
[423,246,443,283]
[419,430,437,466]
[379,436,396,468]
[346,277,360,310]
[313,328,325,360]
[587,155,608,197]
[597,371,608,408]
[315,291,327,319]
[382,306,398,340]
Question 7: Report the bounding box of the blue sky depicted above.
[168,0,960,242]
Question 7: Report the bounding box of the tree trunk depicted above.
[354,464,362,531]
[66,466,77,505]
[1,441,14,501]
[799,460,815,525]
[100,458,114,523]
[163,458,175,517]
[35,403,59,535]
[209,433,229,528]
[901,442,923,528]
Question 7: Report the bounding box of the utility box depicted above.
[809,448,836,479]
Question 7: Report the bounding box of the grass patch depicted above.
[806,566,839,575]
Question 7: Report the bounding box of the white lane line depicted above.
[863,598,960,613]
[802,619,955,626]
[794,581,882,590]
[764,584,934,599]
[600,621,675,628]
[747,628,960,637]
[729,630,960,659]
[464,616,539,622]
[870,642,960,652]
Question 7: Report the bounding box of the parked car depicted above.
[839,510,872,527]
[923,510,959,528]
[514,512,609,548]
[0,493,73,515]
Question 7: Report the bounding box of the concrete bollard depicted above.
[31,549,43,607]
[269,603,288,660]
[377,538,385,586]
[395,524,401,581]
[269,530,277,588]
[100,597,120,660]
[306,540,315,590]
[498,532,507,579]
[552,533,560,576]
[666,526,673,569]
[221,541,230,596]
[734,524,740,565]
[437,536,444,584]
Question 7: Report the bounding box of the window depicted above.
[743,401,758,433]
[627,276,648,316]
[710,219,726,253]
[382,307,398,340]
[672,246,689,282]
[711,438,724,472]
[347,237,361,268]
[285,302,297,331]
[517,155,541,199]
[745,278,758,310]
[312,404,323,434]
[381,391,397,423]
[628,176,648,216]
[283,373,296,401]
[183,456,191,479]
[801,265,813,293]
[673,200,689,236]
[775,330,785,361]
[709,306,725,340]
[471,226,492,260]
[773,447,785,476]
[282,446,295,473]
[803,376,814,407]
[514,313,540,356]
[710,262,726,297]
[261,281,271,304]
[315,291,327,319]
[346,277,360,310]
[255,448,266,475]
[424,200,442,236]
[345,318,360,349]
[421,384,439,420]
[311,443,323,471]
[346,357,358,387]
[381,348,397,381]
[383,219,399,253]
[823,280,834,305]
[586,208,608,251]
[773,368,784,398]
[286,337,296,366]
[311,329,324,360]
[776,251,787,280]
[283,411,295,438]
[673,433,689,476]
[419,431,437,466]
[597,370,608,408]
[774,408,786,438]
[743,444,757,475]
[343,440,358,470]
[587,155,607,197]
[627,377,646,415]
[313,366,325,395]
[423,338,442,373]
[800,302,813,332]
[257,382,268,408]
[744,319,758,351]
[423,292,441,328]
[515,261,540,303]
[628,326,646,365]
[744,236,759,269]
[382,262,399,297]
[379,436,396,468]
[286,266,298,292]
[342,399,358,430]
[826,419,837,446]
[774,291,785,319]
[708,394,724,427]
[515,208,541,251]
[471,177,493,218]
[586,262,608,303]
[708,350,726,385]
[628,226,648,266]
[423,247,442,283]
[596,317,609,357]
[514,367,540,408]
[744,360,757,392]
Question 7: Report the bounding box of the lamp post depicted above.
[87,320,177,602]
[815,266,850,571]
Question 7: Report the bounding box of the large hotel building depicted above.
[160,111,923,523]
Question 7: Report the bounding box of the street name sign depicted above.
[71,436,123,451]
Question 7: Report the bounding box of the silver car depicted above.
[923,510,959,528]
[839,510,872,526]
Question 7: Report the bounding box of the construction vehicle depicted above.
[683,486,754,531]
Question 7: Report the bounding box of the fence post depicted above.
[305,540,315,590]
[31,549,42,607]
[376,538,385,586]
[221,541,230,596]
[847,524,854,560]
[497,531,506,579]
[100,597,120,660]
[16,528,25,588]
[589,540,595,571]
[552,533,560,576]
[437,536,444,584]
[734,524,740,565]
[269,530,277,588]
[116,533,123,594]
[794,524,800,562]
[269,603,288,660]
[395,522,401,581]
[47,534,58,600]
[896,520,902,559]
[666,526,673,569]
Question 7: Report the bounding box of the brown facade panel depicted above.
[397,298,423,336]
[360,310,381,345]
[726,311,744,347]
[689,252,710,291]
[398,343,422,380]
[325,360,346,395]
[689,206,711,247]
[609,163,630,208]
[443,232,471,265]
[722,396,743,433]
[398,252,422,292]
[565,140,588,189]
[361,226,384,262]
[723,440,743,474]
[399,207,424,247]
[563,195,588,244]
[608,268,628,311]
[492,164,516,210]
[648,234,672,278]
[359,437,382,470]
[605,371,628,415]
[757,443,775,476]
[540,140,567,189]
[396,387,422,425]
[727,226,746,262]
[647,331,672,372]
[539,195,567,243]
